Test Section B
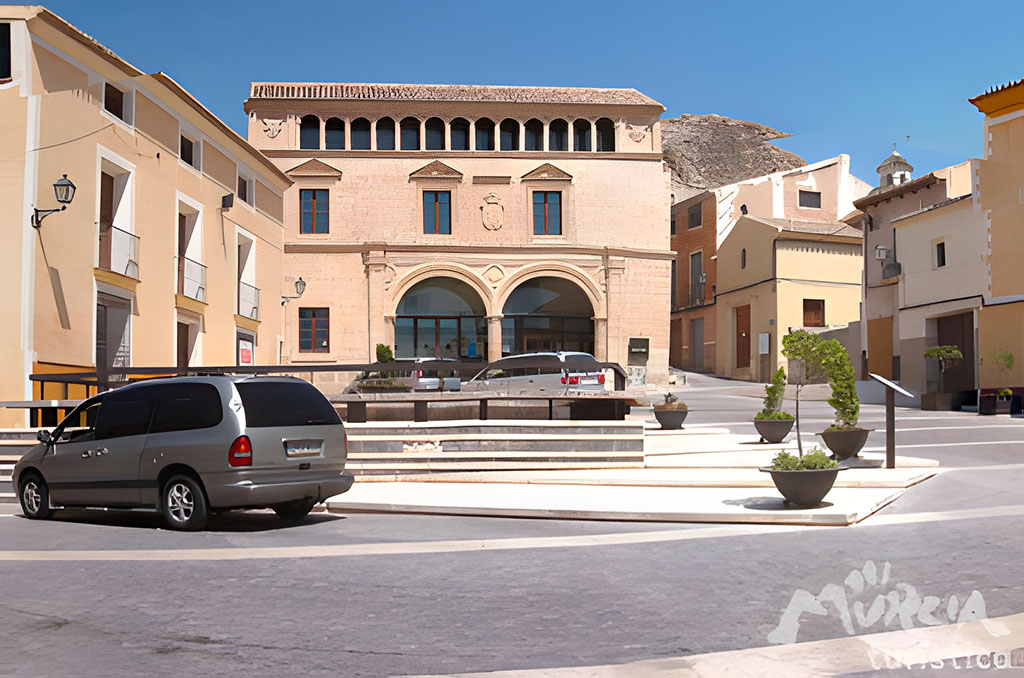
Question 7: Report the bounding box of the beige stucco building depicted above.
[243,82,673,391]
[669,155,869,379]
[714,215,863,381]
[0,7,290,426]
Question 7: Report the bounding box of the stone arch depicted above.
[495,263,605,319]
[389,263,494,317]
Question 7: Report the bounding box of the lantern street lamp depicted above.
[281,277,306,305]
[31,174,77,229]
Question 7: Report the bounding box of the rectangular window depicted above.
[935,241,946,268]
[803,299,825,327]
[298,307,329,352]
[688,203,702,229]
[798,190,822,208]
[180,136,195,167]
[670,210,676,235]
[0,23,11,80]
[104,83,125,120]
[300,189,329,234]
[670,259,677,310]
[423,191,451,234]
[237,175,250,204]
[690,251,703,305]
[533,191,562,235]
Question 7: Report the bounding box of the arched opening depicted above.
[499,119,519,151]
[425,117,445,150]
[300,115,320,150]
[475,118,495,150]
[596,118,615,152]
[524,119,543,151]
[376,117,395,150]
[350,118,371,149]
[400,117,420,150]
[325,117,345,149]
[548,119,568,151]
[573,119,591,151]
[501,277,594,355]
[450,118,470,150]
[395,277,488,359]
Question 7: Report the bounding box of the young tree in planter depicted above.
[924,345,962,398]
[781,330,826,458]
[819,338,859,431]
[756,367,792,419]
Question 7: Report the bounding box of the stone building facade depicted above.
[243,83,672,390]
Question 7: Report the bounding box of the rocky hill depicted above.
[662,114,806,202]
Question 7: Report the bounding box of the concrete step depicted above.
[0,429,46,441]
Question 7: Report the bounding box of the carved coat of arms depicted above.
[262,119,283,139]
[624,122,648,143]
[481,193,503,231]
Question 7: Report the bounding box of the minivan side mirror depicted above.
[37,429,52,444]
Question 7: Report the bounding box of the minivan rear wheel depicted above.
[19,472,53,520]
[161,474,209,531]
[274,498,317,521]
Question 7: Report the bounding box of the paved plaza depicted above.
[2,372,1023,677]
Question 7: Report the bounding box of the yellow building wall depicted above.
[979,116,1024,298]
[978,303,1024,388]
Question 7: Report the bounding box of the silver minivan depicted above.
[13,376,353,530]
[463,352,607,394]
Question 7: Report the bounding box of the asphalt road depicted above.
[2,371,1023,677]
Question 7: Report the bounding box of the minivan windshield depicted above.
[235,381,341,427]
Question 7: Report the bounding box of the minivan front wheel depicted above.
[19,472,53,520]
[161,474,209,531]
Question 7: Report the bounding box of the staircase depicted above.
[0,430,40,503]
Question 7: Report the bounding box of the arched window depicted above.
[300,115,320,150]
[524,119,543,151]
[376,117,395,150]
[741,248,746,269]
[596,118,615,152]
[450,118,470,150]
[573,119,592,151]
[548,119,568,151]
[475,118,495,150]
[351,117,371,150]
[400,117,420,150]
[499,119,519,151]
[425,117,445,150]
[325,117,345,149]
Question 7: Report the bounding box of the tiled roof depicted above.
[248,82,663,107]
[971,78,1024,100]
[747,216,862,239]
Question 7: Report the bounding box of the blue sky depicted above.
[39,0,1024,182]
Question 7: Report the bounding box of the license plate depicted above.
[580,377,598,385]
[284,439,323,458]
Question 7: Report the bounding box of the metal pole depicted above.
[886,386,895,469]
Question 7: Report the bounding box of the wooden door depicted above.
[735,305,750,369]
[690,317,704,370]
[937,312,975,392]
[176,322,190,371]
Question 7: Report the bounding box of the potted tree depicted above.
[818,338,870,460]
[781,330,828,459]
[922,345,962,411]
[980,351,1015,415]
[753,367,795,443]
[653,392,688,429]
[760,446,842,507]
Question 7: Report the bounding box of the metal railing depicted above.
[238,281,260,320]
[689,280,705,307]
[98,224,140,279]
[176,256,207,303]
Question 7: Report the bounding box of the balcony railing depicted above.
[238,281,260,320]
[176,256,207,303]
[689,281,706,307]
[98,224,140,279]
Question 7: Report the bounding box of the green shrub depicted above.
[376,343,395,363]
[762,367,787,413]
[770,447,837,470]
[754,410,795,421]
[819,339,859,429]
[999,388,1013,397]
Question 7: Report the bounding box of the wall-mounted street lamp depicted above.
[281,277,306,306]
[31,175,77,229]
[874,244,895,261]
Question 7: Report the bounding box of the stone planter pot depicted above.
[753,418,795,444]
[819,427,870,460]
[759,467,846,508]
[979,394,1012,416]
[921,392,959,411]
[653,407,688,430]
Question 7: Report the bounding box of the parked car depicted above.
[463,352,607,394]
[343,357,460,393]
[13,376,353,531]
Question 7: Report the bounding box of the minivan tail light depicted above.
[414,370,422,378]
[598,374,606,385]
[229,435,253,467]
[568,376,580,385]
